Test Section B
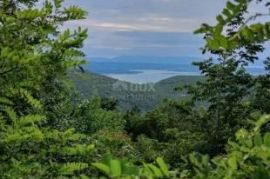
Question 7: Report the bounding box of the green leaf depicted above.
[241,27,254,41]
[110,159,122,177]
[227,156,237,170]
[0,97,13,105]
[156,157,169,176]
[146,164,163,177]
[18,115,46,126]
[254,134,263,146]
[207,38,220,50]
[92,163,110,175]
[222,8,232,17]
[59,163,88,175]
[216,15,225,25]
[19,88,43,110]
[264,133,270,147]
[4,107,17,121]
[227,1,236,11]
[215,25,223,35]
[54,0,63,8]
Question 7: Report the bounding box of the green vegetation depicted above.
[70,71,202,111]
[1,0,270,178]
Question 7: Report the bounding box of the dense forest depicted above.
[1,0,270,178]
[70,71,203,111]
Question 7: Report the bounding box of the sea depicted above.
[85,56,266,83]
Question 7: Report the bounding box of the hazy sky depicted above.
[64,0,227,58]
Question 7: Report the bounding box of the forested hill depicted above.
[69,71,202,111]
[3,0,270,178]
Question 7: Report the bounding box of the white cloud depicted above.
[62,0,226,57]
[65,16,203,33]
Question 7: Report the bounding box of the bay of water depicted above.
[104,69,199,83]
[85,58,266,83]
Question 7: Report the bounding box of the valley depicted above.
[70,71,203,111]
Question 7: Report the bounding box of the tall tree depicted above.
[0,0,94,177]
[189,0,270,155]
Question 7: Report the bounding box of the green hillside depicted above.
[3,1,270,178]
[70,71,203,111]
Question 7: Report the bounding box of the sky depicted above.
[63,1,226,58]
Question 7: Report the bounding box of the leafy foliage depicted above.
[73,94,125,134]
[183,0,270,156]
[1,0,270,178]
[0,0,94,178]
[189,115,270,179]
[92,155,175,178]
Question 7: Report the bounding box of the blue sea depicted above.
[85,56,266,83]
